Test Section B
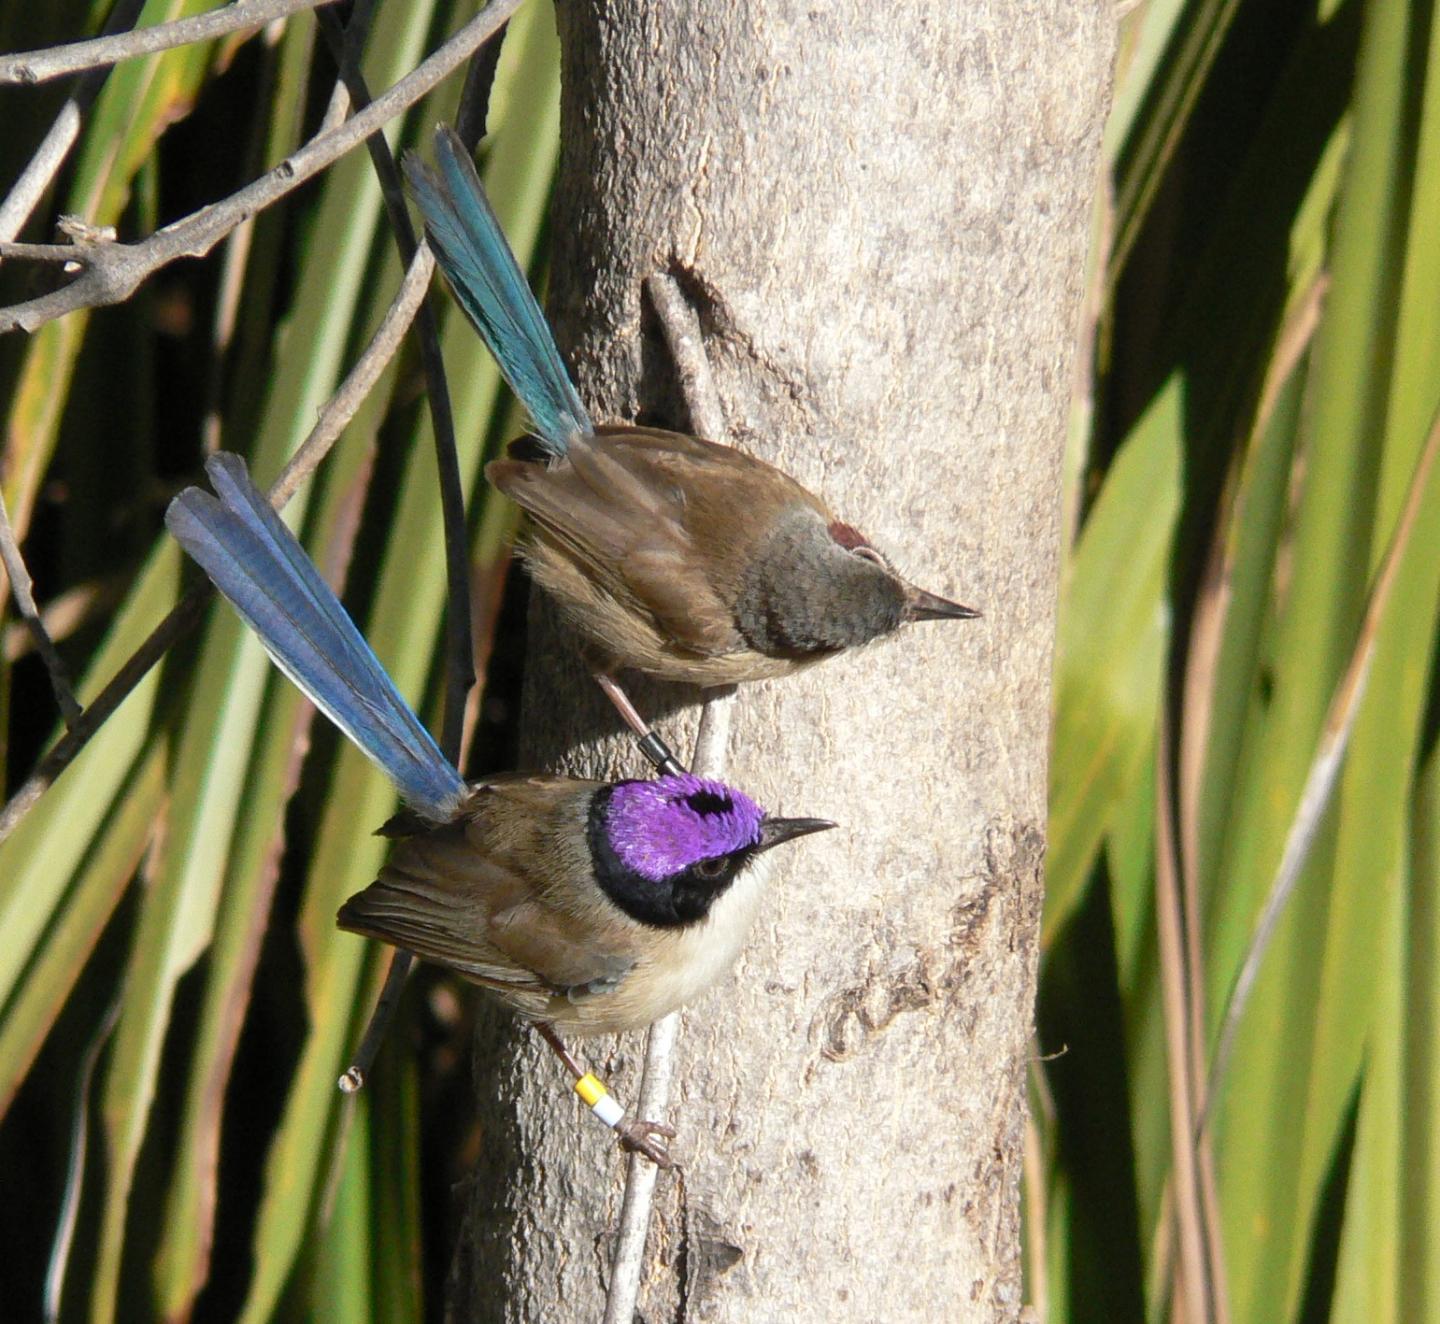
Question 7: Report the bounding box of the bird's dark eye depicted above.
[853,545,886,567]
[693,857,729,881]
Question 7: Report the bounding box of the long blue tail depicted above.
[405,125,590,457]
[165,453,467,822]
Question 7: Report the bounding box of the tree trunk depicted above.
[452,1,1113,1319]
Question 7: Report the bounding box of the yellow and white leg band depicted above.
[574,1073,626,1129]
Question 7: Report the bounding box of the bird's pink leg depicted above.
[594,673,686,777]
[533,1021,676,1168]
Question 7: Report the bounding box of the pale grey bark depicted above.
[452,1,1113,1319]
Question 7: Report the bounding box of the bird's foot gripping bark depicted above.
[615,1114,677,1168]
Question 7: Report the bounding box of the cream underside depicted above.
[513,850,775,1036]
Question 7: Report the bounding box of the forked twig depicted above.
[0,242,435,845]
[0,0,525,335]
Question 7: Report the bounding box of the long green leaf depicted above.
[0,541,180,1066]
[1312,1,1440,1311]
[89,6,435,1312]
[1395,733,1440,1320]
[1045,377,1180,943]
[1207,0,1429,1314]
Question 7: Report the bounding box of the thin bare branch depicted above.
[603,694,733,1324]
[0,0,147,248]
[0,243,433,845]
[0,493,81,725]
[336,949,410,1095]
[0,240,97,263]
[645,272,728,441]
[271,244,434,504]
[1203,399,1440,1123]
[602,1013,678,1324]
[604,275,736,1324]
[0,0,338,87]
[0,110,82,244]
[0,0,526,336]
[315,4,487,1092]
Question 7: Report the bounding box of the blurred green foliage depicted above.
[1039,0,1440,1320]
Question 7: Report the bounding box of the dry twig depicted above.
[0,0,525,335]
[0,0,340,87]
[0,242,436,845]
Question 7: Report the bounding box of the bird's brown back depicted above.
[338,775,642,1005]
[488,426,832,678]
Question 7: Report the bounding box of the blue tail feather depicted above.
[405,124,590,457]
[165,453,467,822]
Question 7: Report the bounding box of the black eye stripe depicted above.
[588,786,744,929]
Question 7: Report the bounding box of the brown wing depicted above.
[488,427,828,657]
[484,896,633,991]
[338,777,633,994]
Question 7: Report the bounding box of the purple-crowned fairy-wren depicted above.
[166,452,832,1164]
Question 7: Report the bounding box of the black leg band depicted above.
[635,730,687,777]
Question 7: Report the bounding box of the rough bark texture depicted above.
[451,1,1113,1319]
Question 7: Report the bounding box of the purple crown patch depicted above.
[605,774,766,881]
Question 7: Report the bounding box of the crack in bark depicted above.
[814,817,1044,1066]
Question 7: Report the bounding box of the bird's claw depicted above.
[616,1115,677,1168]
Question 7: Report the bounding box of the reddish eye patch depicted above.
[827,521,867,550]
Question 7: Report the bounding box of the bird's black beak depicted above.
[905,585,981,622]
[756,817,837,853]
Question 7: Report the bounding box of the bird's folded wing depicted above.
[485,899,635,993]
[488,432,744,654]
[337,838,633,993]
